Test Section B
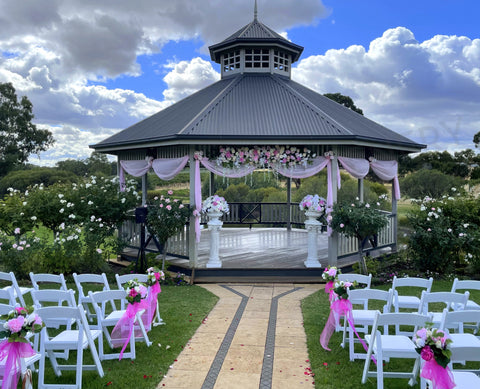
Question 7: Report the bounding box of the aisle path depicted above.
[158,283,321,389]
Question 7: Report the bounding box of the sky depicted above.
[1,0,479,167]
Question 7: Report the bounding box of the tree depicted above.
[324,92,364,115]
[474,131,480,148]
[400,169,461,199]
[0,83,54,176]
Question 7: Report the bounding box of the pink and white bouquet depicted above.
[333,280,356,300]
[322,266,340,282]
[202,195,229,214]
[124,279,148,304]
[299,194,326,213]
[146,267,165,286]
[0,306,44,342]
[415,324,452,368]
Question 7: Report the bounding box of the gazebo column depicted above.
[328,154,339,267]
[286,177,292,231]
[358,178,364,203]
[209,172,215,196]
[391,181,398,252]
[188,147,198,268]
[141,174,148,205]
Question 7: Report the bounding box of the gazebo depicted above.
[91,6,425,273]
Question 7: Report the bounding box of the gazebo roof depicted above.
[92,72,425,153]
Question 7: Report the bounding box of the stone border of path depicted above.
[158,283,321,389]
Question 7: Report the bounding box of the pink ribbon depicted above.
[324,281,335,302]
[319,298,376,364]
[194,159,202,243]
[111,299,149,360]
[142,282,161,328]
[421,359,455,389]
[0,340,36,389]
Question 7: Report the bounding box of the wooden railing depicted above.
[119,204,396,260]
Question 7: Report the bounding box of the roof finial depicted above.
[254,0,258,20]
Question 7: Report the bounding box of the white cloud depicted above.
[293,27,480,152]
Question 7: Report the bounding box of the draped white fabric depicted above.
[200,158,256,178]
[152,156,189,180]
[119,159,153,191]
[272,156,329,178]
[337,156,370,179]
[370,159,401,199]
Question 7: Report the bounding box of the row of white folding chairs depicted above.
[362,309,480,389]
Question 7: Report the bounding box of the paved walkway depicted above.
[158,284,321,389]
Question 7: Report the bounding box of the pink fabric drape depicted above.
[194,159,202,242]
[324,281,335,302]
[0,340,36,389]
[119,158,153,191]
[142,282,161,329]
[111,300,149,360]
[272,156,329,179]
[370,159,401,200]
[420,359,455,389]
[152,156,189,180]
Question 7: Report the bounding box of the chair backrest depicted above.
[418,291,469,315]
[348,288,394,313]
[338,273,372,288]
[29,272,67,291]
[115,273,148,290]
[439,308,480,333]
[392,276,433,291]
[451,278,480,293]
[36,305,83,328]
[31,289,76,309]
[88,289,128,316]
[0,271,27,306]
[73,273,110,298]
[0,287,16,306]
[373,311,431,335]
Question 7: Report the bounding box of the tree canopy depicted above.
[0,82,54,176]
[323,92,364,115]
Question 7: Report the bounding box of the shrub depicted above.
[401,169,462,199]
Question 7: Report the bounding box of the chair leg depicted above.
[153,300,165,326]
[408,356,421,386]
[135,313,152,347]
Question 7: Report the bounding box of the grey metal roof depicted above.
[92,73,425,152]
[209,18,304,63]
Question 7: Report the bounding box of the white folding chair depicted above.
[0,271,32,307]
[116,273,164,326]
[30,273,68,291]
[36,305,104,389]
[0,287,17,306]
[337,273,372,289]
[391,276,433,311]
[88,289,152,360]
[73,273,114,322]
[417,290,469,328]
[342,288,394,361]
[362,311,431,389]
[451,278,480,333]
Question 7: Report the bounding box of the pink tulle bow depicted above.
[142,282,161,328]
[111,299,149,360]
[421,359,456,389]
[324,281,335,302]
[0,339,36,389]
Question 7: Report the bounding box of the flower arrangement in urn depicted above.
[299,194,327,214]
[202,195,229,214]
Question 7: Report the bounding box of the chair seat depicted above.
[395,296,421,309]
[449,333,480,348]
[365,334,417,355]
[50,329,102,345]
[2,285,32,296]
[452,371,480,387]
[352,309,377,323]
[105,310,126,321]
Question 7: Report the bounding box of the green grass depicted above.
[302,280,480,389]
[20,284,218,388]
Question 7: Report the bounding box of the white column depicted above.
[188,147,198,268]
[206,213,223,268]
[304,211,322,268]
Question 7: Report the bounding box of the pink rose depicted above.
[168,190,173,195]
[340,223,345,228]
[421,345,434,361]
[327,268,336,277]
[129,289,138,298]
[8,316,25,333]
[166,205,172,210]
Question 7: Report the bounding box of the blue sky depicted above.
[1,0,479,165]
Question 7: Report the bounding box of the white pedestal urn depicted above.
[304,210,323,268]
[206,211,223,268]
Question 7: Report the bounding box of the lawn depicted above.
[302,279,480,389]
[24,284,218,388]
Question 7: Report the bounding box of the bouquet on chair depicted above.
[0,306,44,389]
[144,267,164,327]
[124,279,148,305]
[333,280,356,300]
[322,266,340,301]
[415,324,455,389]
[146,267,165,286]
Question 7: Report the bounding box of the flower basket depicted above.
[202,195,229,214]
